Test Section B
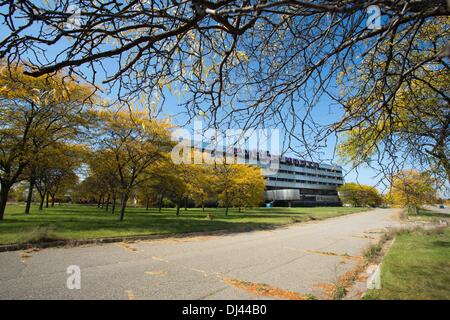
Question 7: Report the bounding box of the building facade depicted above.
[187,140,344,206]
[263,157,344,206]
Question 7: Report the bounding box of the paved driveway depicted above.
[0,208,402,300]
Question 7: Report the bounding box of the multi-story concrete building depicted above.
[186,140,344,206]
[263,157,344,206]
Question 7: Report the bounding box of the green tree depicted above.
[94,110,172,221]
[213,160,265,215]
[143,157,187,216]
[0,64,93,220]
[389,170,437,214]
[228,165,265,212]
[338,183,384,207]
[33,143,82,210]
[86,149,121,213]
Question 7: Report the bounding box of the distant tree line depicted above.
[338,170,439,213]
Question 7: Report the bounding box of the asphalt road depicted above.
[0,208,402,300]
[424,205,450,215]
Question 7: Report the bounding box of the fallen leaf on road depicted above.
[186,267,209,277]
[143,235,215,244]
[19,252,31,264]
[352,235,376,240]
[152,256,169,263]
[312,283,335,299]
[313,259,367,299]
[306,249,362,261]
[116,242,138,252]
[19,248,41,264]
[125,290,138,300]
[145,271,167,276]
[222,277,311,300]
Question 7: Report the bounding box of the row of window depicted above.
[267,177,342,186]
[281,163,342,174]
[277,169,343,180]
[265,187,338,196]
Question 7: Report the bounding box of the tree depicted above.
[0,64,93,220]
[188,164,216,212]
[337,183,384,207]
[213,159,265,214]
[0,1,447,179]
[93,110,172,221]
[136,181,159,211]
[212,159,237,216]
[73,176,104,205]
[338,17,450,183]
[389,170,437,214]
[85,149,121,213]
[227,165,265,212]
[141,154,187,216]
[173,150,217,212]
[33,144,82,210]
[24,142,83,212]
[140,149,217,215]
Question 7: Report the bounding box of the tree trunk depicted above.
[146,198,149,210]
[97,195,102,208]
[111,194,116,214]
[184,197,188,211]
[238,207,241,213]
[0,181,10,221]
[25,177,35,214]
[202,203,205,212]
[224,193,229,216]
[176,199,180,216]
[158,194,163,212]
[119,193,128,221]
[408,205,418,215]
[45,192,49,208]
[51,194,55,207]
[105,194,110,212]
[39,192,45,211]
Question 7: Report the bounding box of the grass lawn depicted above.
[407,209,450,223]
[0,203,368,245]
[365,228,450,300]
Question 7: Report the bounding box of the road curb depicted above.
[0,226,270,253]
